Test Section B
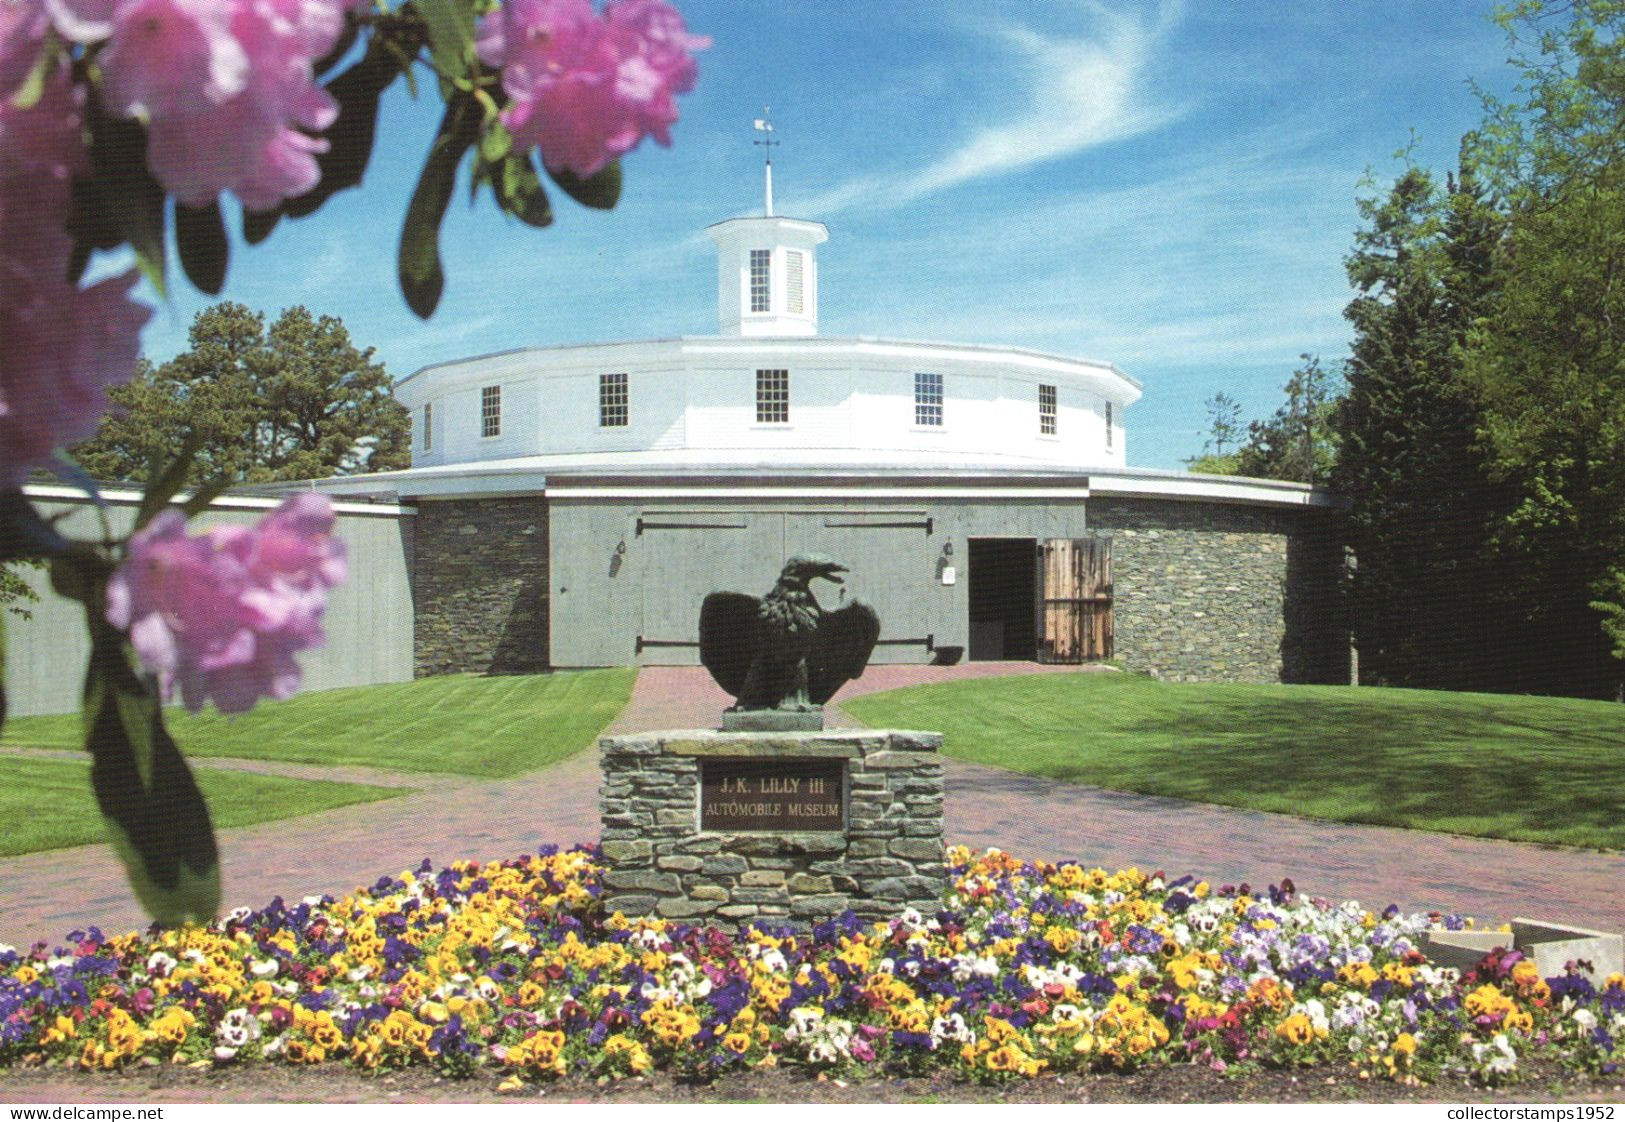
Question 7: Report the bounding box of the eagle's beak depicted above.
[817,564,848,585]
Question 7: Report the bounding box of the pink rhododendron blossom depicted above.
[0,66,149,486]
[46,0,355,207]
[143,79,335,209]
[477,0,706,178]
[105,494,348,713]
[0,267,150,486]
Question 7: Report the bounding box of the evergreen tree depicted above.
[1186,393,1243,474]
[72,303,411,486]
[1331,160,1513,691]
[1232,355,1340,485]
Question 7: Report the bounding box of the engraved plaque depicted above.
[700,758,845,832]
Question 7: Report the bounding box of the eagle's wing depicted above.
[807,599,881,705]
[699,591,763,700]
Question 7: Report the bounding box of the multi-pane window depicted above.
[749,249,771,313]
[756,368,789,423]
[1105,401,1114,449]
[914,371,943,426]
[600,372,628,427]
[481,385,501,438]
[786,250,804,315]
[422,402,432,450]
[1039,383,1057,436]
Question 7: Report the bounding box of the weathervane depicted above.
[753,107,779,217]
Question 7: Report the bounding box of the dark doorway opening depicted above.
[968,538,1036,660]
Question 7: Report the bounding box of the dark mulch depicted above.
[0,1062,1621,1104]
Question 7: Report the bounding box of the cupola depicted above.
[706,113,827,337]
[707,216,827,337]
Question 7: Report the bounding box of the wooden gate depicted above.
[1037,537,1113,663]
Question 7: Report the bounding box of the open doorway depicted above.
[967,537,1036,660]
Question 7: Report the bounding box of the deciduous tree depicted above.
[1463,0,1625,699]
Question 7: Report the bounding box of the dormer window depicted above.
[749,249,771,313]
[757,368,789,423]
[600,372,628,427]
[481,385,501,438]
[1039,384,1057,436]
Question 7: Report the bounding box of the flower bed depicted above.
[1,846,1619,1088]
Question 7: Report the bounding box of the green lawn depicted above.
[0,669,638,778]
[0,755,404,857]
[842,672,1625,850]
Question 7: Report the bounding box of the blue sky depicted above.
[129,0,1519,471]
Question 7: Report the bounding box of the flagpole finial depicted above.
[752,107,778,217]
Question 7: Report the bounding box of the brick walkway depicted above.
[2,664,1621,946]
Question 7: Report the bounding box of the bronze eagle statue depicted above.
[700,555,881,712]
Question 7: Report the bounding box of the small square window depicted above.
[757,368,789,424]
[481,385,501,438]
[423,402,433,451]
[600,372,628,427]
[750,249,771,313]
[915,372,943,426]
[1039,383,1057,436]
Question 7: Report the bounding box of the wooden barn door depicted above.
[1036,537,1113,663]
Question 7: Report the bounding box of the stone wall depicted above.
[1087,497,1349,684]
[412,497,549,676]
[598,730,945,926]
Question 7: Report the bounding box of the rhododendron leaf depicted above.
[383,38,420,99]
[498,152,553,228]
[287,30,423,221]
[133,437,201,532]
[246,28,423,245]
[400,97,480,318]
[67,174,131,285]
[177,476,236,520]
[549,162,621,211]
[414,0,475,84]
[84,107,168,297]
[175,200,228,296]
[0,492,70,562]
[83,624,220,927]
[50,458,108,512]
[242,208,280,246]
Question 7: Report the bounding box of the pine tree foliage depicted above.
[1232,355,1341,486]
[72,303,410,486]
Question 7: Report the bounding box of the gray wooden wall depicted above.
[3,489,415,718]
[547,496,1091,667]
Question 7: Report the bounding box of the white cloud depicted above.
[795,0,1184,216]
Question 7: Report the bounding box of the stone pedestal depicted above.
[598,729,945,926]
[720,709,824,732]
